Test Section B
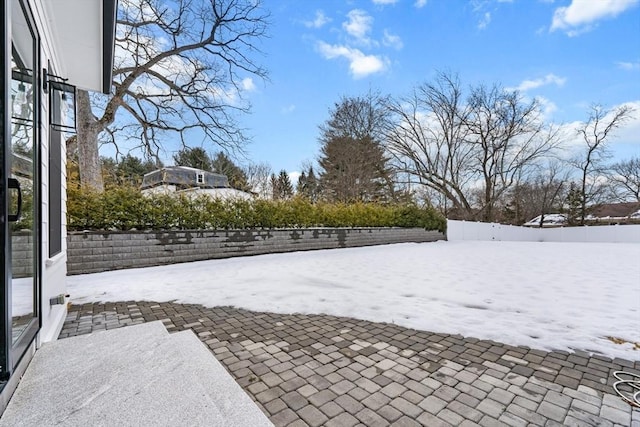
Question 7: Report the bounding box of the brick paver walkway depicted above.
[61,302,640,426]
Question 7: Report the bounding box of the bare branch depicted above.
[76,0,270,191]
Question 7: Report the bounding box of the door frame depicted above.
[1,0,41,381]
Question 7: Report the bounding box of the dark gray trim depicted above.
[1,0,11,380]
[102,0,118,94]
[9,0,41,373]
[49,95,62,257]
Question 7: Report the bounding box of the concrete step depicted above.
[0,321,272,427]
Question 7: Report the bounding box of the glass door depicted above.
[2,0,39,377]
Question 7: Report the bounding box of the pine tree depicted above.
[317,94,394,202]
[173,147,212,171]
[565,183,583,226]
[319,135,392,202]
[271,170,294,200]
[278,170,294,199]
[297,165,320,202]
[211,152,250,191]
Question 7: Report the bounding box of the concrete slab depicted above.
[0,321,272,427]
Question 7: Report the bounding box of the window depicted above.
[196,172,204,185]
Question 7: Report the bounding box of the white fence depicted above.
[447,220,640,243]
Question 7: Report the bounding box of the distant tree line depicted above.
[301,72,636,226]
[86,67,637,228]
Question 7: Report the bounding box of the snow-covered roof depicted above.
[523,214,567,227]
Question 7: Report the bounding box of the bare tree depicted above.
[464,85,561,221]
[385,71,560,222]
[606,157,640,202]
[385,72,474,217]
[506,160,569,226]
[243,161,272,198]
[75,0,269,191]
[571,104,633,224]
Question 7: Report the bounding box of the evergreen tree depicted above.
[211,152,250,191]
[319,135,392,202]
[565,183,583,226]
[317,94,394,202]
[102,154,160,187]
[173,147,213,171]
[297,165,320,202]
[117,154,159,185]
[271,170,293,200]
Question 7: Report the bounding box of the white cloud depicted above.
[478,12,491,30]
[535,96,559,120]
[616,61,640,71]
[607,101,640,145]
[557,101,640,154]
[317,42,388,78]
[288,171,301,187]
[511,73,567,92]
[304,10,331,29]
[382,29,403,50]
[551,0,639,35]
[372,0,398,4]
[281,104,296,114]
[343,9,374,44]
[414,0,428,7]
[241,78,256,92]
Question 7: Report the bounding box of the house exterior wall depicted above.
[67,228,446,275]
[29,0,69,344]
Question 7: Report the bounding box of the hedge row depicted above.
[67,186,446,232]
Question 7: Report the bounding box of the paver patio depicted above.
[61,301,640,426]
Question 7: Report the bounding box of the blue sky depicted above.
[236,0,640,177]
[109,0,640,177]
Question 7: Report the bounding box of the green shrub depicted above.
[67,187,446,232]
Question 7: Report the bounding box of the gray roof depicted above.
[141,166,229,190]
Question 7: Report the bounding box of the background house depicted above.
[141,166,253,201]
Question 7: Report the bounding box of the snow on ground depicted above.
[67,241,640,361]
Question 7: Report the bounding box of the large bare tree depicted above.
[385,73,473,217]
[571,104,633,224]
[606,157,640,202]
[75,0,269,191]
[464,85,560,221]
[385,72,560,221]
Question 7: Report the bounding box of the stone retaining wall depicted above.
[67,228,445,275]
[12,233,34,278]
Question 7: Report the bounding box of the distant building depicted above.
[524,202,640,227]
[141,166,252,201]
[523,214,567,228]
[587,202,640,220]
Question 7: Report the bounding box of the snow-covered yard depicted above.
[67,241,640,361]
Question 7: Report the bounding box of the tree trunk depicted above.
[76,89,104,192]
